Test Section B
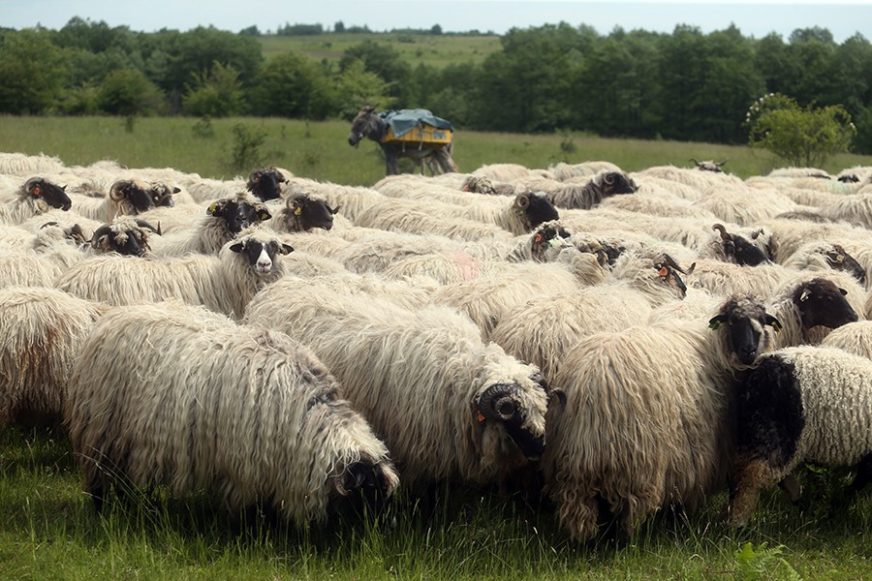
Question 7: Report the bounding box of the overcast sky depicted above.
[3,1,871,41]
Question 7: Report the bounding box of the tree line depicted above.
[1,18,871,153]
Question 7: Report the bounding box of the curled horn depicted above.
[603,172,615,185]
[478,383,520,422]
[109,181,127,201]
[662,253,688,275]
[712,223,730,241]
[135,219,161,235]
[515,193,531,210]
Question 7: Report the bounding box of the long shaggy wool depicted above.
[691,186,798,226]
[491,284,653,379]
[821,321,872,359]
[56,228,289,319]
[65,302,398,524]
[285,177,386,222]
[0,253,59,290]
[244,284,549,488]
[355,199,514,242]
[543,315,766,541]
[0,287,105,426]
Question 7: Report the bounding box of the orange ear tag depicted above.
[475,410,487,424]
[32,185,42,197]
[533,234,543,243]
[657,266,669,277]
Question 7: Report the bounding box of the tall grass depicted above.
[2,116,871,186]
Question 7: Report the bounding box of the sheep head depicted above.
[654,254,695,299]
[24,177,71,211]
[229,234,294,276]
[109,180,157,214]
[791,278,858,330]
[286,194,339,231]
[208,195,272,234]
[824,244,866,285]
[530,221,571,261]
[708,297,781,366]
[475,382,545,462]
[91,218,160,257]
[514,191,559,231]
[601,171,638,195]
[149,183,181,207]
[247,168,287,202]
[712,223,770,266]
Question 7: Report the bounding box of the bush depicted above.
[182,62,245,117]
[747,93,856,167]
[228,123,266,171]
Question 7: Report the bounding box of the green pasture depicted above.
[258,33,501,68]
[1,116,871,186]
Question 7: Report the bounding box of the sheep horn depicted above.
[478,383,520,422]
[109,181,127,201]
[135,219,161,235]
[661,253,688,275]
[712,223,730,241]
[39,221,60,229]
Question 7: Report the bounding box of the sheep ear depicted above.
[764,314,782,332]
[547,388,566,408]
[280,243,294,255]
[172,187,181,194]
[330,205,340,214]
[257,208,272,221]
[207,201,223,216]
[839,287,848,296]
[229,242,244,253]
[708,314,727,330]
[799,288,811,302]
[94,234,112,251]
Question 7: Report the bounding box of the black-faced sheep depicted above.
[246,167,287,201]
[68,179,158,222]
[244,284,553,489]
[0,177,71,225]
[728,346,872,527]
[66,302,399,522]
[710,224,770,266]
[690,159,726,173]
[270,193,340,232]
[544,171,638,210]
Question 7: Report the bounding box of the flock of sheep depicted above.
[3,150,872,542]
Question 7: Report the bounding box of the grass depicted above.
[3,426,872,579]
[257,33,502,68]
[1,115,871,187]
[3,116,872,578]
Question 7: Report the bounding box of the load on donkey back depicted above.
[348,106,458,176]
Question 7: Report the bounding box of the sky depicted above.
[3,0,872,41]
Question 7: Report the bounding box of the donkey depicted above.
[348,106,458,176]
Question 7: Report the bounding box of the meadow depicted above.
[3,116,872,579]
[257,33,502,68]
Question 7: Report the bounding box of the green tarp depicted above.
[379,109,454,138]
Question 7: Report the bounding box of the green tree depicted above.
[97,68,164,115]
[182,61,245,117]
[333,59,395,119]
[748,93,856,166]
[251,52,335,119]
[339,41,411,103]
[0,29,68,114]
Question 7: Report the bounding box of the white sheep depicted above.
[820,321,872,359]
[244,283,553,489]
[0,286,105,427]
[728,346,872,527]
[56,227,293,319]
[66,301,399,522]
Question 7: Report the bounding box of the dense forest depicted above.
[1,18,871,153]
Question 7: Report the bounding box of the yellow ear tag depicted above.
[294,206,303,216]
[475,410,486,424]
[208,202,218,214]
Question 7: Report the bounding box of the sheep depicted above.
[244,284,553,489]
[184,176,247,204]
[472,163,541,182]
[686,260,792,299]
[19,210,102,240]
[636,165,744,191]
[548,161,622,181]
[148,192,272,256]
[284,177,386,222]
[259,272,437,311]
[728,345,872,527]
[56,228,293,319]
[708,224,771,266]
[0,253,59,290]
[766,276,860,348]
[690,159,726,173]
[0,286,105,427]
[246,167,287,201]
[543,296,781,542]
[782,241,866,286]
[460,175,517,197]
[820,321,872,359]
[767,167,833,179]
[0,152,65,176]
[89,216,162,257]
[0,177,72,225]
[268,193,340,233]
[450,192,558,235]
[67,180,172,222]
[541,171,638,210]
[66,301,399,521]
[354,198,514,242]
[600,190,715,220]
[692,185,798,226]
[822,193,872,229]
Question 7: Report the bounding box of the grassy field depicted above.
[257,33,501,68]
[3,116,872,578]
[1,116,871,187]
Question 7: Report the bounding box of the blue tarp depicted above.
[379,109,454,138]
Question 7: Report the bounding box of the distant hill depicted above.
[257,33,501,68]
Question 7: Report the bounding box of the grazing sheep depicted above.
[244,286,552,488]
[0,177,72,225]
[0,286,105,427]
[56,228,293,319]
[543,297,781,542]
[544,171,638,210]
[66,302,399,522]
[149,192,272,256]
[728,346,872,527]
